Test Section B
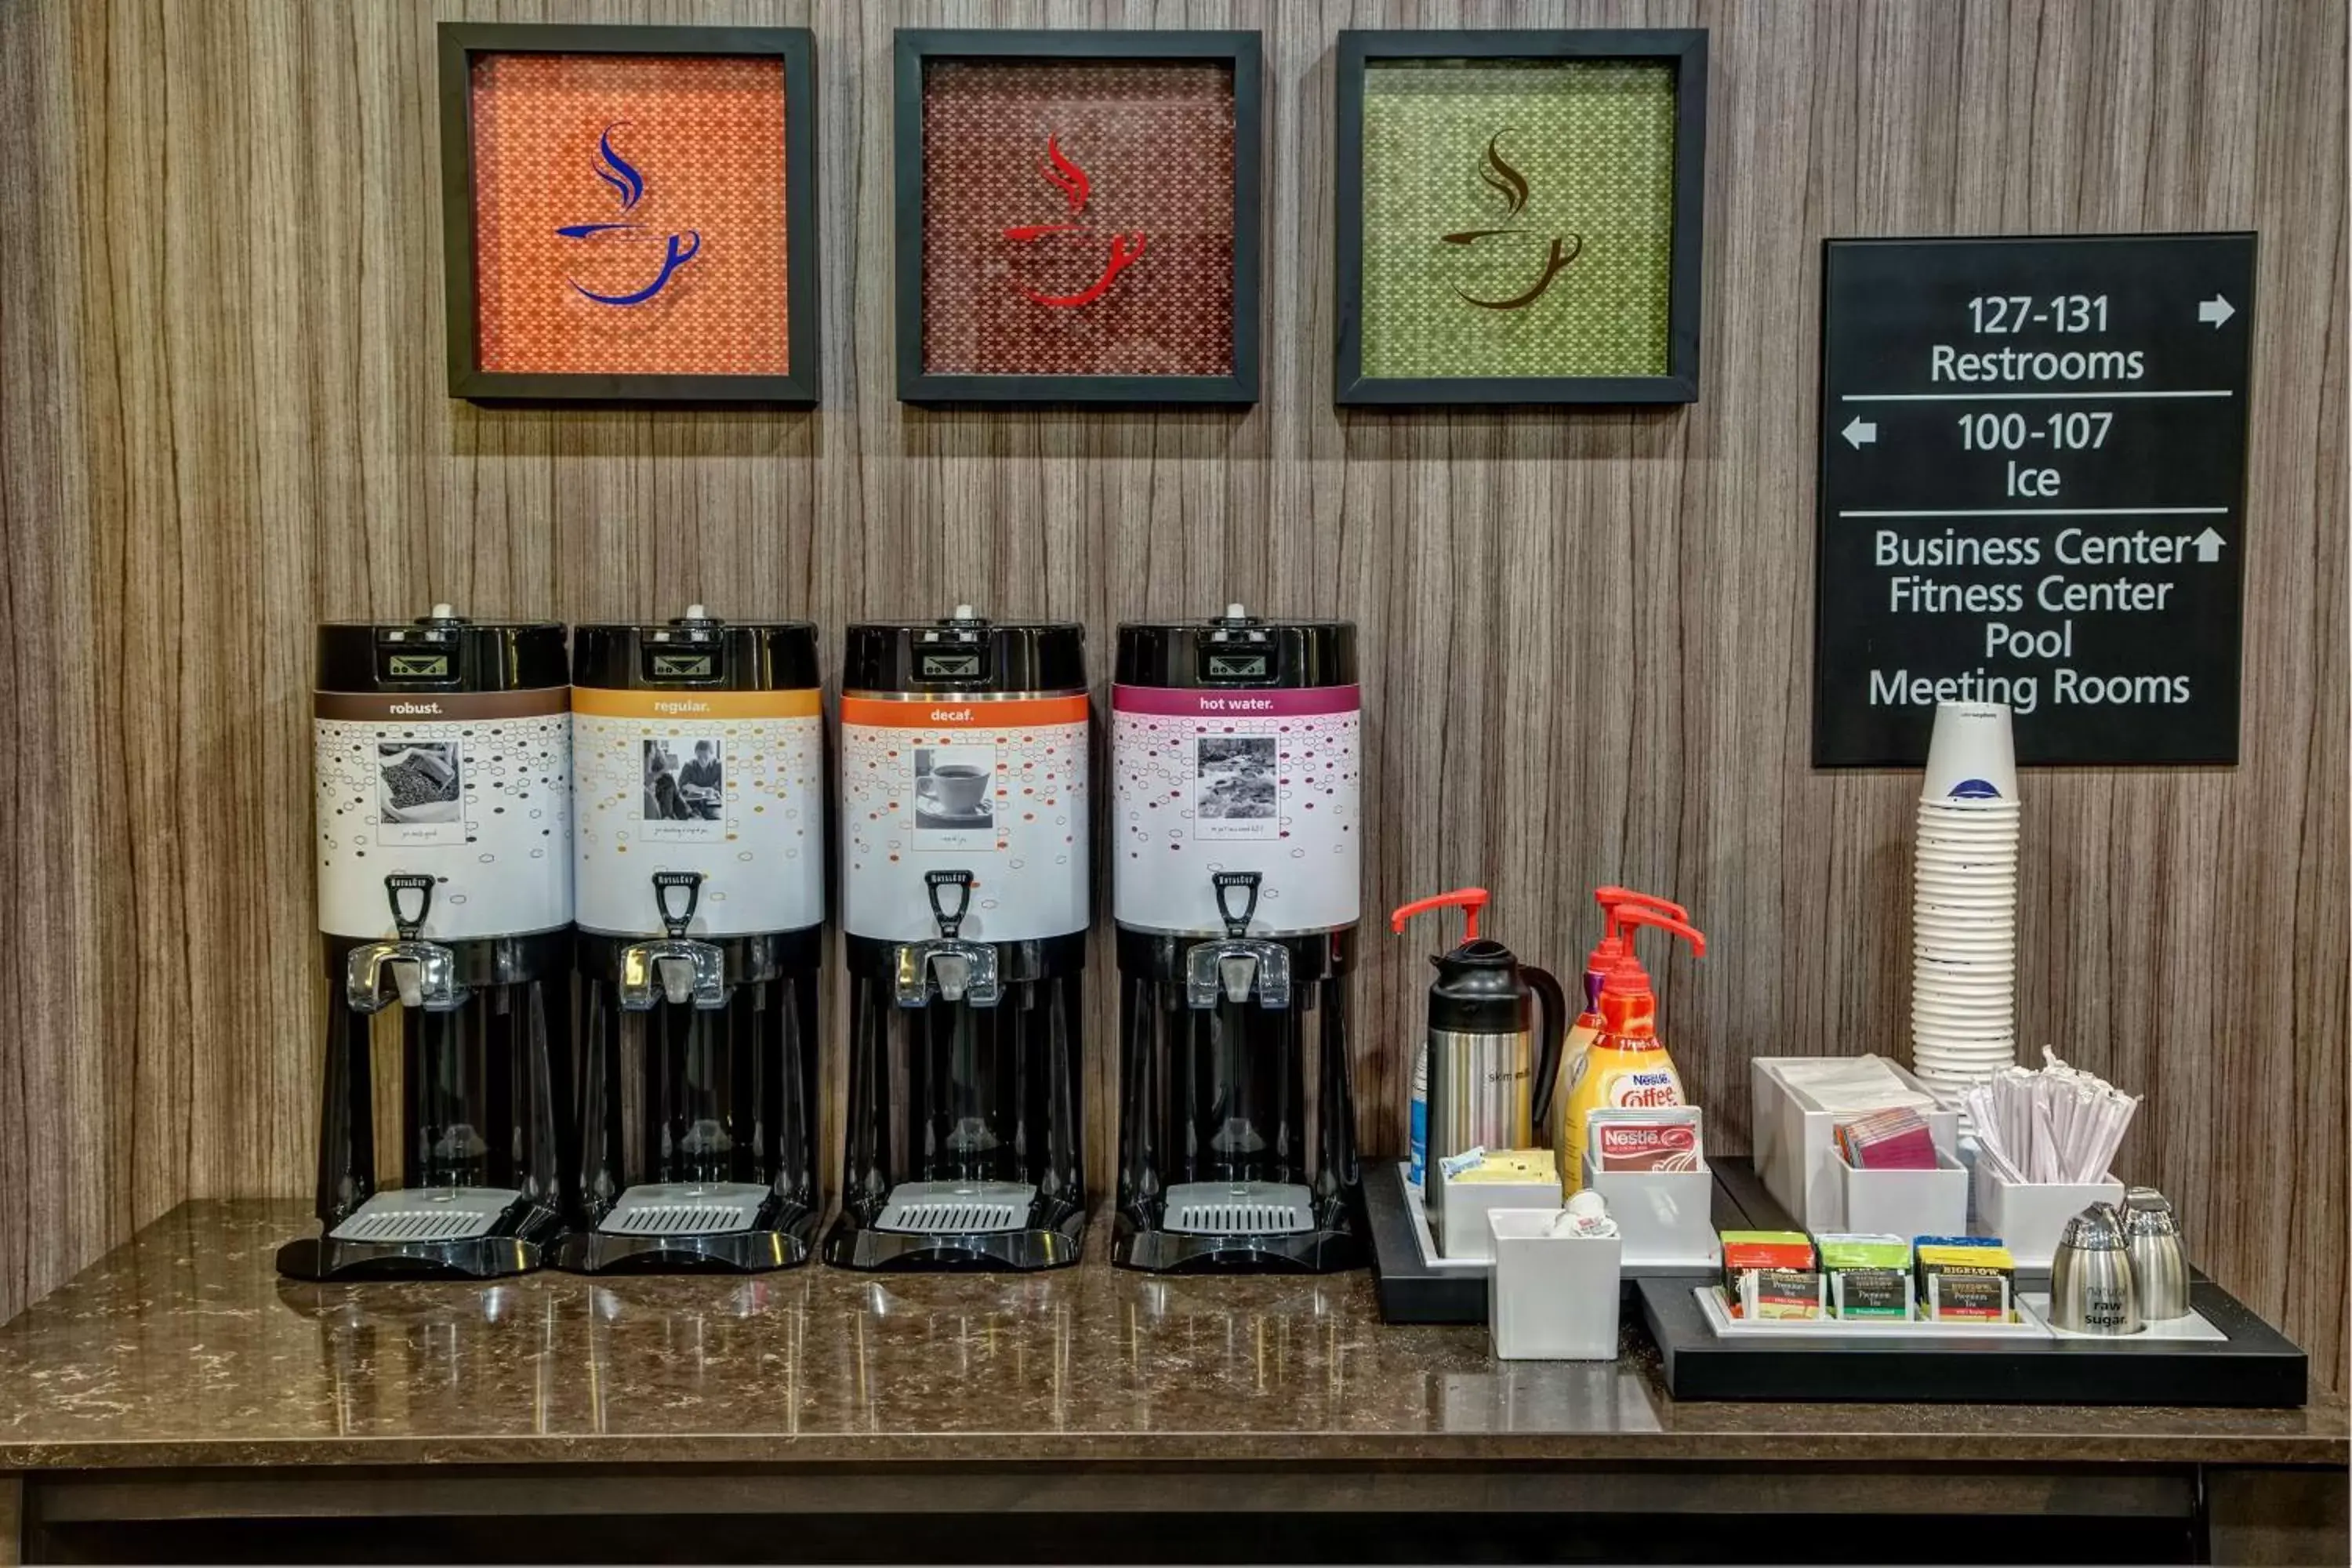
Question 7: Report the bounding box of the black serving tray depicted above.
[1363,1160,1740,1325]
[1638,1273,2310,1407]
[1635,1156,2307,1407]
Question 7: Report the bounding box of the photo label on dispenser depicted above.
[840,694,1090,942]
[314,688,572,942]
[1111,683,1361,935]
[572,686,823,938]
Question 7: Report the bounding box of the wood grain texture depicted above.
[1,0,2343,1390]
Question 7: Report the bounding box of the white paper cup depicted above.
[1915,933,2018,952]
[1911,1013,2016,1036]
[1915,833,2022,855]
[1921,702,2019,804]
[1915,896,2017,915]
[1917,802,2022,822]
[1914,896,2018,915]
[1914,924,2018,944]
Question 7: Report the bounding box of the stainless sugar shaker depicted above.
[2049,1202,2141,1335]
[2122,1186,2190,1322]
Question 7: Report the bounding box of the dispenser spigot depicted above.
[345,873,469,1014]
[892,869,1001,1007]
[1185,871,1293,1008]
[617,871,727,1011]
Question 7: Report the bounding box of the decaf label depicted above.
[1110,684,1361,936]
[572,688,823,938]
[840,694,1088,943]
[314,698,572,942]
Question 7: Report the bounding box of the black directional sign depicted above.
[1814,234,2255,766]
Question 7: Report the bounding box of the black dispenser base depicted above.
[274,1200,565,1283]
[821,1213,1085,1272]
[1109,1214,1363,1275]
[552,1199,818,1276]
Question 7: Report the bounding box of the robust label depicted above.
[572,688,823,937]
[1109,684,1362,935]
[314,689,571,941]
[840,694,1088,942]
[1816,234,2254,765]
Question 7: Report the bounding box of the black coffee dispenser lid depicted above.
[573,605,819,691]
[1116,604,1356,689]
[317,604,567,694]
[844,605,1085,695]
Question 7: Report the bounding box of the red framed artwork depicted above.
[895,31,1262,404]
[439,25,820,404]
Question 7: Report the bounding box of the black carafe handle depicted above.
[1523,964,1569,1131]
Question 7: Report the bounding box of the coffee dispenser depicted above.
[278,607,573,1281]
[826,608,1090,1271]
[1111,608,1364,1272]
[555,608,826,1274]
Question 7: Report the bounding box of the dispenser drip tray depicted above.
[598,1182,770,1237]
[328,1186,519,1244]
[876,1181,1036,1236]
[1164,1181,1314,1236]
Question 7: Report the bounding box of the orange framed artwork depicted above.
[439,24,820,404]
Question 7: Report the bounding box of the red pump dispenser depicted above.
[1388,887,1487,942]
[1583,887,1690,1009]
[1557,906,1707,1192]
[1596,907,1708,1035]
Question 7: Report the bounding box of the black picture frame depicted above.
[893,29,1263,406]
[437,24,822,405]
[1333,29,1708,407]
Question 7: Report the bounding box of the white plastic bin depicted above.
[1487,1210,1622,1360]
[1751,1057,1958,1231]
[1973,1163,2125,1269]
[1583,1153,1721,1269]
[1840,1149,1969,1240]
[1434,1165,1560,1263]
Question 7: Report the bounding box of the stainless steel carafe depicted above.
[2049,1202,2141,1335]
[1391,889,1568,1182]
[2122,1186,2190,1321]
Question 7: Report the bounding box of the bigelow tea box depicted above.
[1917,1242,2016,1323]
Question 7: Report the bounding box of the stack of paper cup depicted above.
[1911,702,2020,1089]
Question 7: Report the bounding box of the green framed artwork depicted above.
[1334,31,1707,405]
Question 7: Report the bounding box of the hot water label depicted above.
[1110,684,1361,935]
[572,688,823,938]
[313,688,572,941]
[840,694,1090,943]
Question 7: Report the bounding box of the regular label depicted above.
[572,688,823,938]
[840,694,1088,943]
[314,688,572,941]
[1109,684,1361,935]
[1816,234,2254,765]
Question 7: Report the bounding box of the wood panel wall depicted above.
[2,0,2342,1388]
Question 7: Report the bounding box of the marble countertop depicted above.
[0,1202,2341,1471]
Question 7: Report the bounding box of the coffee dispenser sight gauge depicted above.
[555,608,826,1275]
[1112,607,1365,1272]
[278,607,574,1281]
[826,607,1090,1272]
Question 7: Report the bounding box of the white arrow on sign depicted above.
[2198,295,2236,328]
[1842,416,1878,449]
[2194,528,2227,563]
